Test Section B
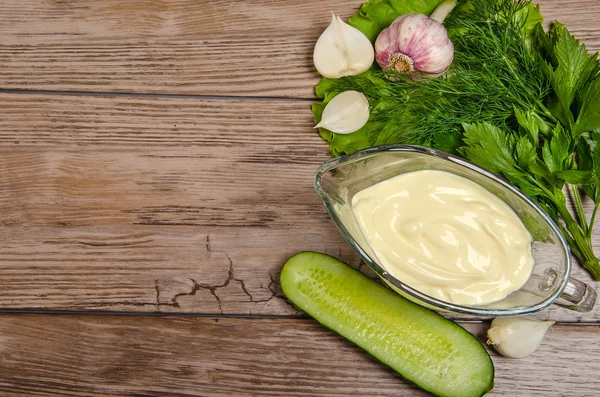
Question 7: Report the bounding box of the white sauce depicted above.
[351,170,534,306]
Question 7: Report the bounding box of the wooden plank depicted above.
[0,226,364,314]
[1,92,600,322]
[0,92,362,313]
[0,315,597,396]
[1,0,600,97]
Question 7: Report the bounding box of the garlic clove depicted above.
[313,13,375,79]
[315,90,369,134]
[487,316,555,359]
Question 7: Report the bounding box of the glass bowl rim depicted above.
[314,144,571,316]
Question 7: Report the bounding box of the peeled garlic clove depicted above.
[313,13,375,79]
[315,90,369,134]
[487,316,555,359]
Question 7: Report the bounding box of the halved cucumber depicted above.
[280,251,494,397]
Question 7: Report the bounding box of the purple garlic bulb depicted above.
[375,13,454,78]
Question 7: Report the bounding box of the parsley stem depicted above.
[535,103,559,125]
[555,199,600,280]
[588,202,599,239]
[570,184,589,236]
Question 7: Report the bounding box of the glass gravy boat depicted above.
[314,145,597,316]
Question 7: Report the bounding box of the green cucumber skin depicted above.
[280,251,494,397]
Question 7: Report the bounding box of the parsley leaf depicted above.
[577,131,600,203]
[459,122,529,182]
[514,107,539,144]
[574,78,600,135]
[514,1,543,50]
[541,123,573,173]
[555,169,594,185]
[515,135,537,169]
[543,23,600,127]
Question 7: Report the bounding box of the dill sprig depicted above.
[326,0,552,151]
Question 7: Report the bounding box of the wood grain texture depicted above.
[0,315,597,396]
[0,92,363,314]
[0,0,599,97]
[0,92,599,322]
[1,1,599,394]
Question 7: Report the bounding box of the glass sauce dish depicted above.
[314,144,596,316]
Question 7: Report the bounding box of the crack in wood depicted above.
[168,257,233,313]
[267,273,280,299]
[164,254,281,312]
[233,275,276,304]
[357,262,367,272]
[151,234,282,312]
[154,279,161,307]
[235,278,253,301]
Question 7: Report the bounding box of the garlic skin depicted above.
[314,90,369,134]
[313,13,375,79]
[374,13,454,77]
[487,316,555,359]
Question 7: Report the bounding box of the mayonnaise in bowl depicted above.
[351,169,534,306]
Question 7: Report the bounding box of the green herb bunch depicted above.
[312,0,600,280]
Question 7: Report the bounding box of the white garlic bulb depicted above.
[487,316,555,359]
[313,13,375,79]
[314,90,369,134]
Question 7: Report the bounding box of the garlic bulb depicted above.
[374,0,456,78]
[314,90,369,134]
[313,13,375,79]
[487,316,555,359]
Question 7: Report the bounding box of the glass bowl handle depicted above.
[555,277,597,312]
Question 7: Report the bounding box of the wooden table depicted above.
[1,0,600,395]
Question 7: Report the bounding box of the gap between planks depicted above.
[0,310,597,326]
[0,88,317,102]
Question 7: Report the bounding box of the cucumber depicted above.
[280,252,494,397]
